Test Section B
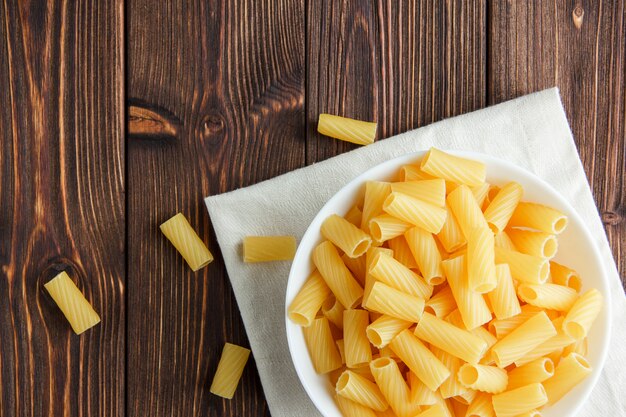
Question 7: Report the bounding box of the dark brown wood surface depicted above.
[1,1,624,416]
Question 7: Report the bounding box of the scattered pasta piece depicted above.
[317,114,377,146]
[160,213,213,271]
[44,271,100,335]
[210,343,251,399]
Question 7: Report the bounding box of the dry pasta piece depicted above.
[432,347,468,399]
[506,229,558,259]
[507,357,555,389]
[369,214,412,243]
[563,337,588,357]
[441,255,492,330]
[368,251,432,299]
[242,235,296,262]
[508,202,568,234]
[471,183,491,208]
[390,179,446,207]
[414,403,449,417]
[335,395,378,417]
[408,371,439,406]
[467,226,497,293]
[366,315,412,349]
[383,192,447,234]
[487,264,521,320]
[336,370,389,411]
[322,214,372,258]
[445,310,498,351]
[160,213,213,271]
[313,241,364,309]
[389,329,450,391]
[387,236,418,269]
[488,304,543,338]
[517,283,578,311]
[336,339,346,364]
[562,288,603,339]
[342,253,367,286]
[322,295,345,329]
[447,185,489,240]
[542,353,592,404]
[455,389,478,406]
[405,227,445,285]
[493,231,517,251]
[549,261,582,292]
[424,285,457,318]
[209,343,251,399]
[414,312,488,364]
[362,247,393,307]
[343,309,372,368]
[399,164,434,181]
[303,317,343,374]
[491,383,547,417]
[288,270,332,326]
[465,392,495,417]
[483,182,524,233]
[436,202,467,253]
[457,364,507,394]
[362,181,392,234]
[494,246,549,284]
[450,398,470,417]
[345,205,363,227]
[317,113,377,145]
[44,271,100,335]
[370,357,420,417]
[363,282,425,323]
[490,311,557,367]
[420,148,486,186]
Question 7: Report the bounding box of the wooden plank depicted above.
[307,0,487,163]
[126,0,305,415]
[489,0,625,284]
[0,0,125,416]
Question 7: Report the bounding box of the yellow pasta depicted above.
[242,235,296,262]
[543,353,592,405]
[369,214,412,243]
[288,270,332,326]
[343,309,372,367]
[455,389,478,406]
[491,383,548,417]
[387,236,418,269]
[483,182,523,233]
[345,205,363,227]
[362,181,393,234]
[424,285,457,318]
[405,227,445,285]
[363,282,425,323]
[549,261,582,292]
[342,253,367,286]
[465,392,495,417]
[414,312,488,364]
[447,185,489,240]
[336,339,346,364]
[366,315,412,349]
[506,229,558,259]
[399,164,432,182]
[368,251,432,299]
[160,213,213,271]
[450,398,470,417]
[444,310,498,353]
[494,246,549,284]
[303,317,343,374]
[517,283,578,311]
[507,357,555,389]
[370,357,420,417]
[420,148,486,186]
[408,371,439,406]
[390,179,446,207]
[313,241,364,309]
[441,256,492,330]
[383,192,447,234]
[488,304,543,338]
[436,203,467,253]
[44,271,100,335]
[562,288,603,339]
[432,347,468,398]
[508,202,568,234]
[467,226,497,293]
[322,295,345,329]
[335,395,378,417]
[487,264,521,320]
[457,363,508,394]
[362,247,394,308]
[389,330,450,391]
[317,113,377,145]
[322,214,372,258]
[490,311,557,367]
[336,370,389,411]
[471,183,491,208]
[414,403,449,417]
[563,337,588,357]
[493,231,517,251]
[209,343,251,399]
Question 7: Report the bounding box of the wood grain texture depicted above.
[307,0,487,163]
[489,0,625,284]
[126,0,305,416]
[0,0,125,416]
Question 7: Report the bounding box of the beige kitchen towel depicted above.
[205,88,625,416]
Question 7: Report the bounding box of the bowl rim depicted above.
[285,149,612,417]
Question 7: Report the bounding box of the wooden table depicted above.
[1,1,623,416]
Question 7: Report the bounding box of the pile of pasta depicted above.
[288,148,603,417]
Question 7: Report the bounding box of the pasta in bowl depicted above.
[285,149,611,417]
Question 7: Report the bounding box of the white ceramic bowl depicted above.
[285,150,611,417]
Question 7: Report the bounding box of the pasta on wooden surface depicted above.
[405,227,444,285]
[209,343,251,399]
[343,309,372,367]
[317,113,377,145]
[313,241,364,309]
[491,383,548,417]
[322,214,372,258]
[383,192,447,234]
[420,148,486,186]
[336,370,389,411]
[303,317,343,374]
[483,182,523,233]
[447,185,489,240]
[508,202,568,234]
[44,271,101,335]
[362,181,392,234]
[288,270,331,326]
[390,179,446,207]
[160,213,213,271]
[562,288,603,339]
[243,235,296,262]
